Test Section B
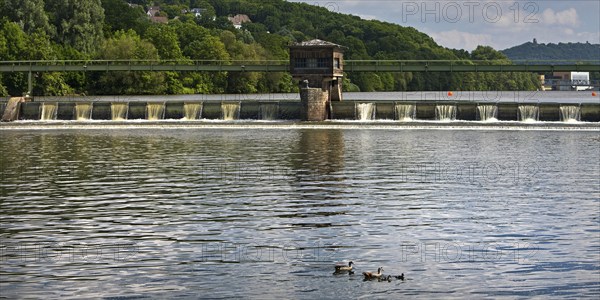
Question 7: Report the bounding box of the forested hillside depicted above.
[502,40,600,62]
[0,0,540,96]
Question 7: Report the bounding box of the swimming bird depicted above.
[334,261,354,272]
[378,275,392,282]
[362,267,384,279]
[394,273,405,280]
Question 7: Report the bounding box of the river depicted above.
[1,128,598,298]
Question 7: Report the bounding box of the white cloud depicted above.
[429,30,494,51]
[540,8,580,27]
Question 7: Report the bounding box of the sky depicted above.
[288,0,600,51]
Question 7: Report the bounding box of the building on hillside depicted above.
[147,6,161,17]
[190,8,205,18]
[228,14,251,29]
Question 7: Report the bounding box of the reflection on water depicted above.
[0,129,599,298]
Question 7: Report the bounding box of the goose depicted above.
[362,267,384,279]
[334,261,354,272]
[394,273,405,280]
[378,275,392,282]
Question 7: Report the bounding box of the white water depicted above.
[259,103,279,120]
[183,103,203,120]
[559,105,581,122]
[395,103,416,121]
[356,103,376,121]
[435,105,456,121]
[40,103,58,120]
[111,103,128,121]
[75,103,92,121]
[146,102,165,120]
[518,105,539,122]
[221,102,241,120]
[477,105,498,122]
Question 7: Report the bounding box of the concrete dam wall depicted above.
[2,100,599,122]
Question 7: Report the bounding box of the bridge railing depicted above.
[1,59,599,73]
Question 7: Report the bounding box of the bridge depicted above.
[1,59,599,73]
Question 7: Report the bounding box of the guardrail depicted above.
[1,59,599,73]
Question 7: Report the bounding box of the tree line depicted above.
[0,0,541,97]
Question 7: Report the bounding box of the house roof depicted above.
[147,6,160,16]
[228,14,251,26]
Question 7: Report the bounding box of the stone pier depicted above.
[300,88,329,121]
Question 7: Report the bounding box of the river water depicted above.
[1,128,599,298]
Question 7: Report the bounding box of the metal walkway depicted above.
[1,60,599,73]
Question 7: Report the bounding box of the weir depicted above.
[4,99,600,123]
[75,103,93,120]
[183,102,203,120]
[356,103,376,121]
[519,105,539,122]
[221,102,241,120]
[395,103,416,121]
[435,105,457,121]
[477,105,498,121]
[146,102,166,120]
[559,105,581,122]
[111,103,128,120]
[259,102,279,120]
[40,102,58,120]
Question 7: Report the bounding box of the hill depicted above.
[502,40,600,62]
[0,0,539,96]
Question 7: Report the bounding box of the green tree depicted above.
[0,21,29,95]
[172,19,211,50]
[145,25,183,60]
[0,0,54,35]
[101,0,148,34]
[46,0,105,54]
[90,30,165,94]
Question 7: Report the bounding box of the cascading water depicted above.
[395,103,416,121]
[146,102,165,120]
[111,103,128,121]
[518,105,539,122]
[259,102,279,120]
[435,105,456,121]
[183,102,203,120]
[75,103,93,121]
[559,105,581,122]
[221,102,241,120]
[356,103,376,121]
[40,102,58,120]
[477,105,498,121]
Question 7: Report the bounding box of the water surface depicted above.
[1,129,599,298]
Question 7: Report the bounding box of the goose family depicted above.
[334,262,405,281]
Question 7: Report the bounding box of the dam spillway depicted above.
[2,94,599,123]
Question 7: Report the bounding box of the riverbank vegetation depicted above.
[0,0,541,96]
